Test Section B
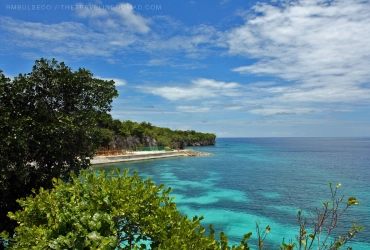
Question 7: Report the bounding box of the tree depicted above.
[0,59,118,243]
[98,128,115,148]
[4,169,252,249]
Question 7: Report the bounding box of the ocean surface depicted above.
[94,138,370,249]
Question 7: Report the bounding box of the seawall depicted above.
[91,151,186,165]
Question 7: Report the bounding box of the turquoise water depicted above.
[94,138,370,249]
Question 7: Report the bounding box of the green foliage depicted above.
[6,169,251,250]
[255,223,271,249]
[292,182,364,250]
[98,118,216,150]
[0,59,118,241]
[98,128,115,148]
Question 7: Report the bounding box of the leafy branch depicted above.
[256,182,364,250]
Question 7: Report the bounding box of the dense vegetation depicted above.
[0,59,118,247]
[97,115,216,150]
[3,169,251,249]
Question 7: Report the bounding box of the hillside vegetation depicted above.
[97,114,216,150]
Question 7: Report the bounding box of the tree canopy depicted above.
[0,59,118,242]
[5,169,251,250]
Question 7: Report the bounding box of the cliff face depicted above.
[179,139,216,148]
[190,139,216,146]
[110,136,140,150]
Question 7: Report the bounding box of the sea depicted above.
[93,138,370,249]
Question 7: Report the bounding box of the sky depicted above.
[1,0,370,137]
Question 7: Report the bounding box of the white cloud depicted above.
[2,18,84,41]
[96,76,126,86]
[176,106,210,112]
[249,107,318,116]
[0,11,221,61]
[141,24,223,57]
[227,0,370,104]
[143,86,211,101]
[113,3,151,33]
[75,3,108,18]
[192,78,239,90]
[147,59,169,66]
[145,58,207,69]
[139,78,241,101]
[76,2,150,33]
[0,2,153,59]
[0,16,131,58]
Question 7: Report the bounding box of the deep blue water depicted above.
[93,138,370,249]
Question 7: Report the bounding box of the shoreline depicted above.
[90,150,210,165]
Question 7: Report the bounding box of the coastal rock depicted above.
[188,139,216,146]
[184,150,212,156]
[144,136,157,147]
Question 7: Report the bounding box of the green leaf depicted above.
[0,230,9,239]
[87,231,101,241]
[348,197,359,206]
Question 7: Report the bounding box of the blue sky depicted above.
[1,0,370,137]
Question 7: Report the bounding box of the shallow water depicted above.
[94,138,370,249]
